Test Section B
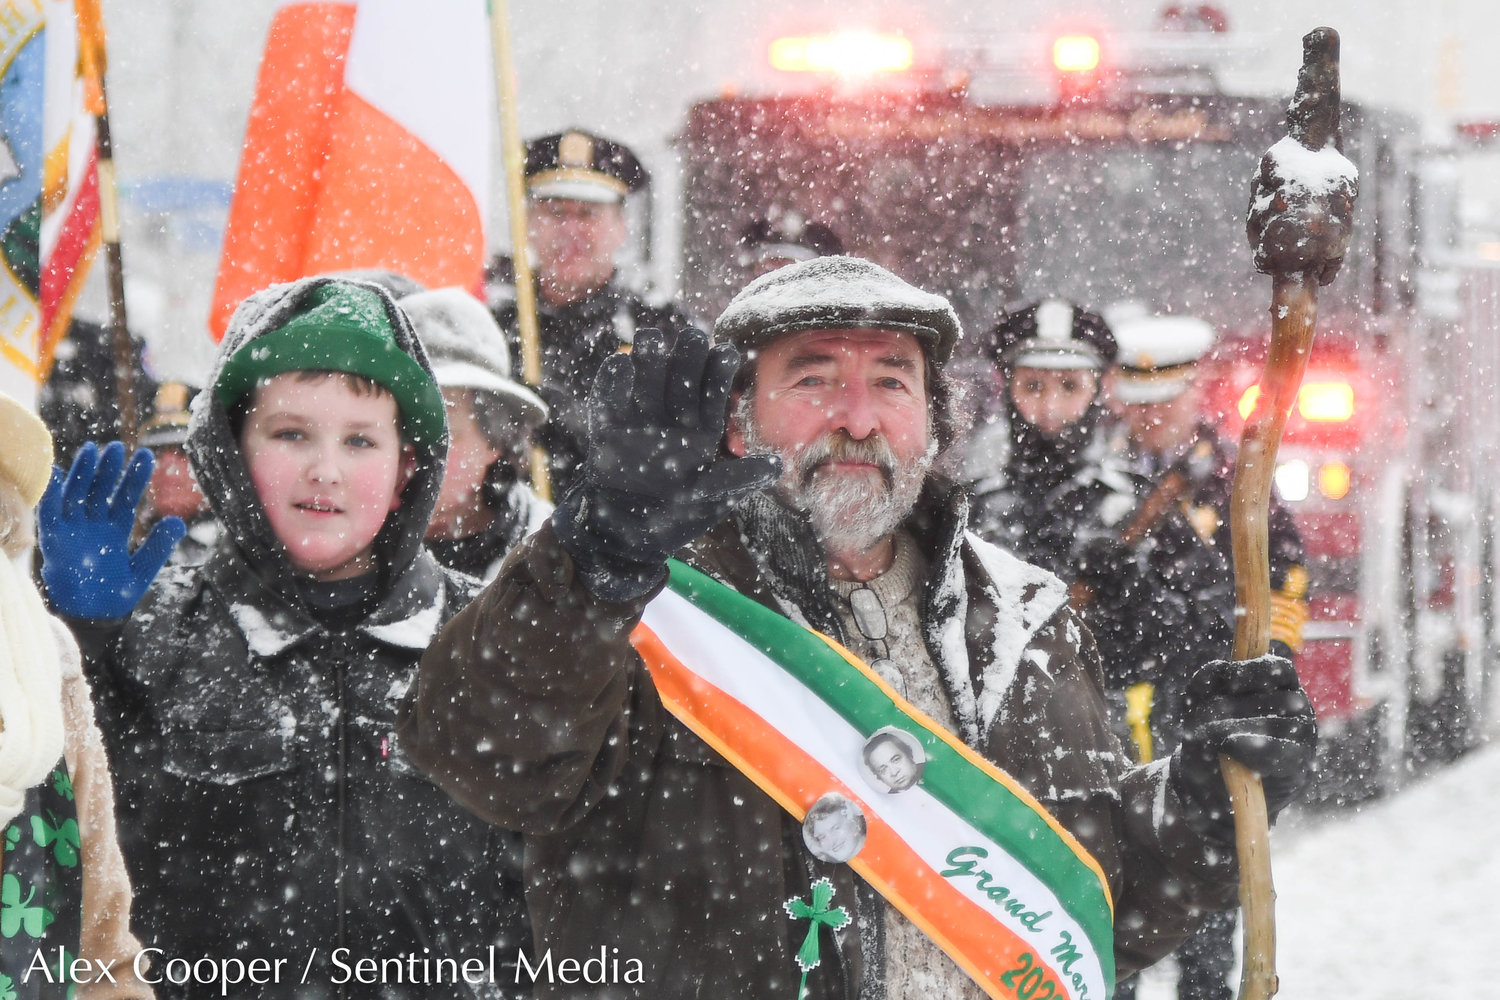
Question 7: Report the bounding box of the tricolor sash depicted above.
[631,559,1116,1000]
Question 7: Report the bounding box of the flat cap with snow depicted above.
[713,256,962,364]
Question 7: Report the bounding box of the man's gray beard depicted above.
[738,402,934,555]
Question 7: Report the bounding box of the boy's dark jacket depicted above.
[73,278,522,998]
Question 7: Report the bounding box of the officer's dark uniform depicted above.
[1123,422,1308,657]
[488,130,695,494]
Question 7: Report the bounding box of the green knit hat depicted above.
[215,282,446,448]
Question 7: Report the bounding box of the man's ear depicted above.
[389,444,418,512]
[725,391,747,457]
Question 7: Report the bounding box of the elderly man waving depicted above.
[400,257,1316,1000]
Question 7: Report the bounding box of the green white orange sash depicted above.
[631,560,1116,1000]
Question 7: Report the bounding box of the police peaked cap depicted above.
[1111,312,1217,404]
[990,299,1117,371]
[525,130,648,202]
[738,214,845,264]
[139,381,200,451]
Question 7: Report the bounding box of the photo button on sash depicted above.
[802,791,867,863]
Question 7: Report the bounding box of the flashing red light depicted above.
[1052,35,1101,74]
[1236,384,1260,419]
[1298,381,1355,422]
[1236,381,1355,422]
[769,32,914,75]
[1456,120,1500,144]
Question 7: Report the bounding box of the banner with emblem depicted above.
[0,0,46,405]
[631,559,1116,1000]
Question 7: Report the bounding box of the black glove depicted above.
[552,327,781,601]
[1171,654,1317,843]
[1073,530,1133,592]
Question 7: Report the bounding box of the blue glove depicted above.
[38,441,186,620]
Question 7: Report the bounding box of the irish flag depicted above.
[210,0,491,339]
[633,560,1117,1000]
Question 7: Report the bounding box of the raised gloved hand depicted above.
[1171,654,1317,843]
[552,327,781,601]
[38,441,186,620]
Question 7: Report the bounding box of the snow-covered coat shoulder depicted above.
[960,529,1070,738]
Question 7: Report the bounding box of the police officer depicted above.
[968,299,1236,756]
[488,129,694,492]
[1107,310,1308,661]
[138,381,219,566]
[1105,310,1309,1000]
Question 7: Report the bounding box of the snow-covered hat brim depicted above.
[1007,345,1107,371]
[714,255,961,364]
[528,177,625,203]
[432,360,548,428]
[1112,370,1195,404]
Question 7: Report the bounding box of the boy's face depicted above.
[428,388,502,541]
[240,373,416,582]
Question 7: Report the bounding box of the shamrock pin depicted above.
[31,813,81,868]
[51,769,74,802]
[1,874,56,938]
[0,971,15,1000]
[784,877,850,999]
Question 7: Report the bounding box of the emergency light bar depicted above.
[769,32,915,75]
[1053,35,1101,73]
[1297,382,1356,422]
[1237,380,1355,422]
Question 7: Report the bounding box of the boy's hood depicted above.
[186,277,449,603]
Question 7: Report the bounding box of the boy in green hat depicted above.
[39,276,526,998]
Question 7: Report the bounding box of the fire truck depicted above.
[674,17,1496,799]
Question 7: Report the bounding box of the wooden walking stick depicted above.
[1230,27,1357,1000]
[77,0,138,451]
[488,0,553,500]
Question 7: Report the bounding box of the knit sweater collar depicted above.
[829,530,925,610]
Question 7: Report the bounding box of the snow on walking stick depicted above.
[1232,26,1357,1000]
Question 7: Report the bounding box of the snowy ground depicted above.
[1138,737,1500,998]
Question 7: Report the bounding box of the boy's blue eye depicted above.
[347,434,375,449]
[272,428,304,441]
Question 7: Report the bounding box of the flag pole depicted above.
[75,0,137,451]
[488,0,551,500]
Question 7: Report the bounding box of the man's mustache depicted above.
[792,432,896,490]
